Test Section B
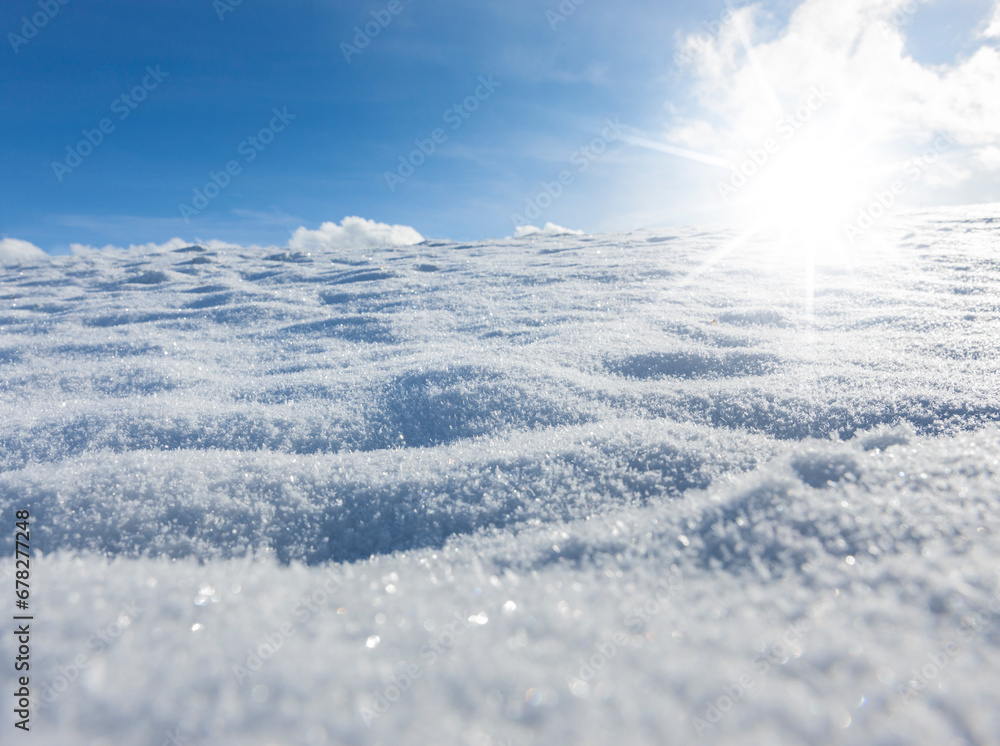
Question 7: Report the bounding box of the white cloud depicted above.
[666,0,1000,212]
[0,238,48,263]
[514,222,585,238]
[69,238,245,256]
[976,145,1000,170]
[289,217,424,252]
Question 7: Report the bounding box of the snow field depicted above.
[1,205,999,743]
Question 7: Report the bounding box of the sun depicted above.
[738,126,883,260]
[652,121,911,309]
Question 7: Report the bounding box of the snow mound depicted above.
[514,222,585,238]
[0,237,48,264]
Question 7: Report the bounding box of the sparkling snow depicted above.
[1,206,999,745]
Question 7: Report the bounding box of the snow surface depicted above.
[1,206,999,745]
[514,224,585,238]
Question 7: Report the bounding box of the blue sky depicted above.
[2,0,998,254]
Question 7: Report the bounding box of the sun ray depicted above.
[672,218,767,288]
[621,135,737,170]
[725,0,784,118]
